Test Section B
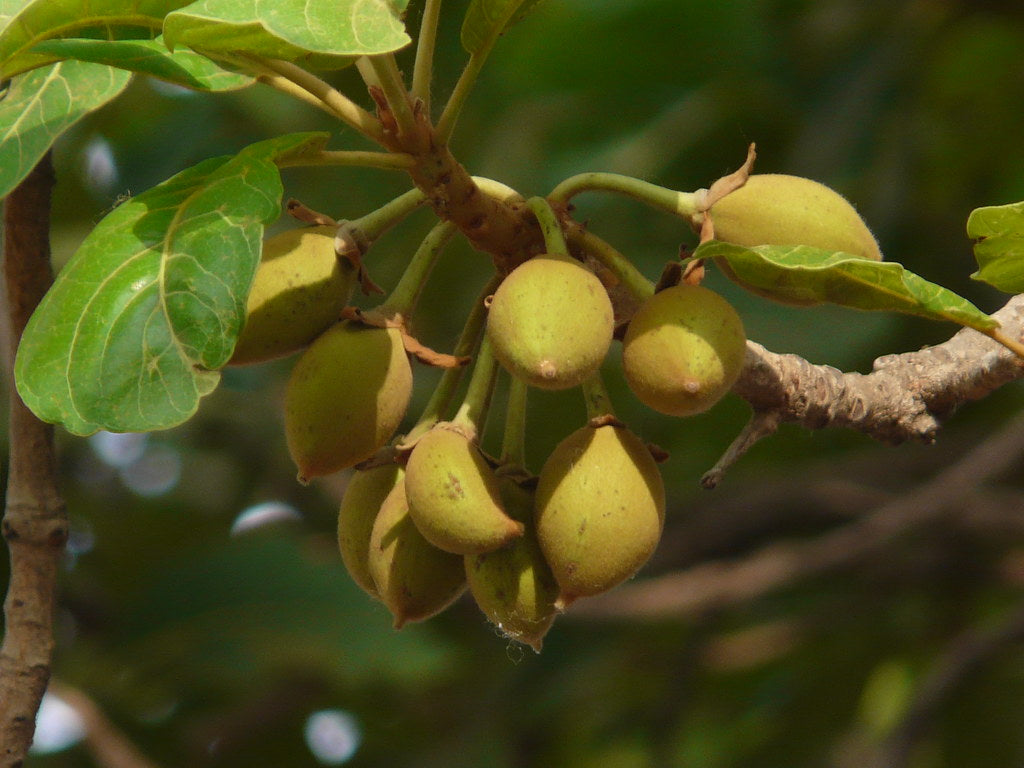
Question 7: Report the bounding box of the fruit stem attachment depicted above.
[581,372,615,421]
[499,374,529,470]
[549,173,700,220]
[412,0,443,112]
[567,228,655,305]
[381,220,458,317]
[346,187,428,244]
[526,196,569,257]
[358,54,417,141]
[451,335,501,438]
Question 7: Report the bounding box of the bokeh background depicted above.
[5,0,1024,765]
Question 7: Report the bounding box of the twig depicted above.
[47,682,163,768]
[874,601,1024,768]
[706,294,1024,483]
[0,154,68,766]
[569,408,1024,620]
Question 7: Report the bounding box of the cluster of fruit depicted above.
[229,172,882,650]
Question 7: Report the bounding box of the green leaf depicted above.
[695,241,998,332]
[461,0,543,54]
[0,60,131,200]
[32,37,253,90]
[14,131,330,436]
[967,201,1024,294]
[164,0,409,67]
[0,0,192,79]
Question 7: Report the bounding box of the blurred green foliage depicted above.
[4,0,1024,766]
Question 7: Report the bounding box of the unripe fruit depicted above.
[487,253,613,390]
[405,425,524,554]
[702,174,882,261]
[230,226,356,365]
[368,477,467,628]
[622,285,746,417]
[284,322,412,482]
[338,463,404,597]
[466,479,559,652]
[536,423,665,606]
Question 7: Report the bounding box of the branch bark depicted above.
[0,154,68,767]
[703,294,1024,485]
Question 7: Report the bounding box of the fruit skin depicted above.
[535,424,665,606]
[702,174,883,260]
[229,225,356,366]
[486,253,613,390]
[284,322,412,482]
[466,478,559,652]
[338,463,404,597]
[622,285,746,417]
[368,476,467,628]
[405,425,524,555]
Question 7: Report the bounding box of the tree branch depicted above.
[0,153,68,766]
[705,294,1024,485]
[569,408,1024,621]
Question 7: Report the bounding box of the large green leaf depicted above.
[0,0,191,78]
[967,201,1024,294]
[32,37,253,90]
[164,0,410,67]
[14,132,330,436]
[0,60,131,199]
[695,241,998,332]
[461,0,544,54]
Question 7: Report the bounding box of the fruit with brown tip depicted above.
[230,225,356,365]
[338,463,404,597]
[466,478,559,652]
[405,424,524,554]
[622,285,746,417]
[535,423,665,606]
[367,477,467,628]
[486,253,613,390]
[284,322,412,482]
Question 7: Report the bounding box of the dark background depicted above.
[5,0,1024,765]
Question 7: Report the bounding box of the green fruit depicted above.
[702,174,883,260]
[536,424,665,606]
[486,253,614,390]
[405,425,524,555]
[284,322,412,482]
[368,476,467,628]
[622,285,746,417]
[230,226,356,366]
[338,463,404,597]
[466,479,559,652]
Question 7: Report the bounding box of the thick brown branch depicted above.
[0,154,68,767]
[570,409,1024,621]
[735,294,1024,444]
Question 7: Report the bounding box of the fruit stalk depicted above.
[566,227,654,308]
[379,220,458,317]
[344,187,429,248]
[581,371,615,421]
[549,172,700,220]
[526,196,569,257]
[451,335,500,439]
[499,374,529,469]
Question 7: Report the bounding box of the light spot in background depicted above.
[30,692,85,754]
[82,135,118,197]
[304,709,361,765]
[66,520,96,556]
[230,501,302,536]
[90,431,148,468]
[119,444,182,496]
[148,78,196,99]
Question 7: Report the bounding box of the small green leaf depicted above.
[0,60,131,200]
[695,241,998,332]
[461,0,542,54]
[968,201,1024,294]
[31,37,253,90]
[0,0,191,78]
[14,132,330,436]
[164,0,409,67]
